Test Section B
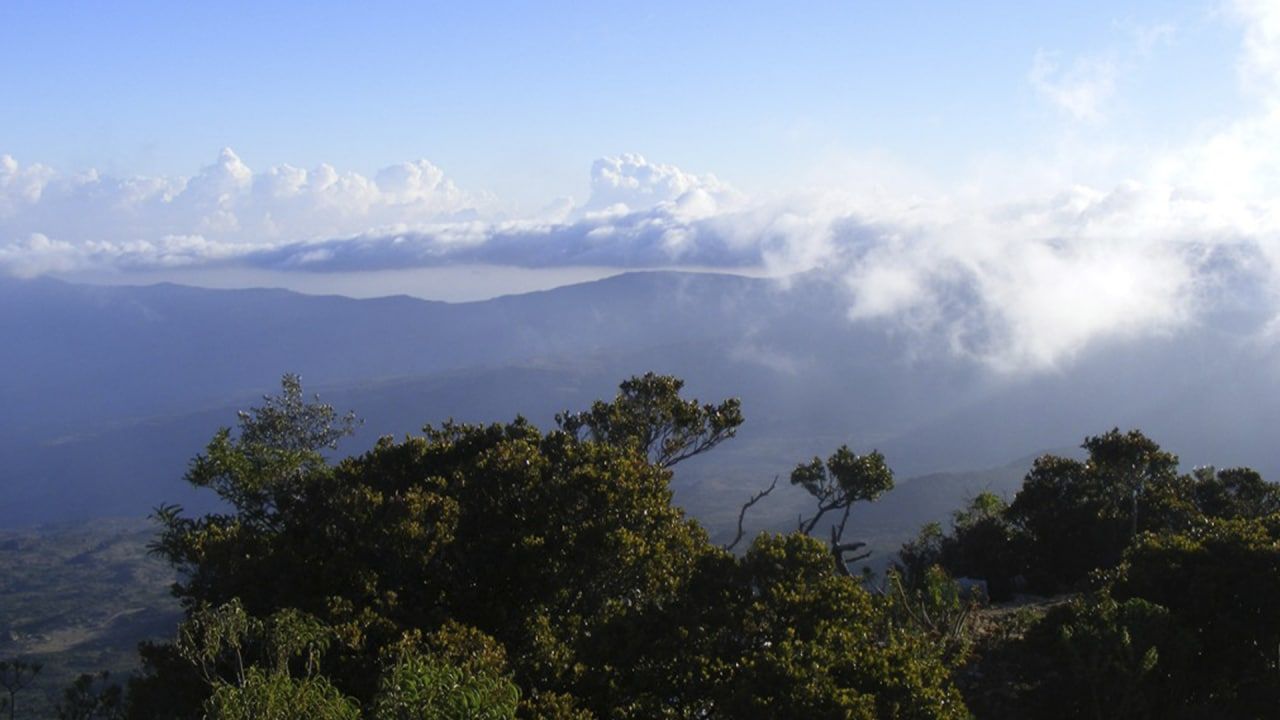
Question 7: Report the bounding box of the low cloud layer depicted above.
[0,148,478,275]
[3,2,1279,372]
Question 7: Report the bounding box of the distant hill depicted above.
[3,270,1278,533]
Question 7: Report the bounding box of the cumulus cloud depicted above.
[0,148,478,272]
[583,153,741,216]
[0,150,774,274]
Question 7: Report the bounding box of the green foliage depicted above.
[1015,596,1186,720]
[232,374,359,454]
[1106,516,1280,715]
[952,491,1006,531]
[896,522,945,587]
[135,376,704,715]
[129,374,965,719]
[879,566,980,670]
[897,492,1025,600]
[371,650,518,720]
[791,446,894,516]
[187,602,331,677]
[944,493,1024,600]
[895,429,1280,716]
[972,514,1280,719]
[904,431,1280,601]
[1008,428,1191,591]
[175,600,255,685]
[154,599,352,720]
[371,623,519,720]
[555,372,743,468]
[516,691,593,720]
[159,373,359,537]
[721,535,965,720]
[600,533,967,719]
[1189,466,1280,519]
[791,445,894,574]
[204,668,360,720]
[132,381,1280,720]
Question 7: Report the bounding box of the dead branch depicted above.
[724,476,778,552]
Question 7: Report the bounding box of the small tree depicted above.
[0,659,42,720]
[164,373,359,533]
[792,445,894,574]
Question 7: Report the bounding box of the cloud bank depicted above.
[0,148,478,276]
[3,3,1279,372]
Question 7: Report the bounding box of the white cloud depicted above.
[0,148,479,270]
[4,10,1280,374]
[1029,50,1117,121]
[0,155,54,217]
[583,153,741,217]
[1233,0,1280,96]
[1027,20,1178,124]
[0,233,81,277]
[0,142,1267,373]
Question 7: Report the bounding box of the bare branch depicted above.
[800,499,841,536]
[724,476,778,552]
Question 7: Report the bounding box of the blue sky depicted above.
[2,1,1279,370]
[0,1,1246,203]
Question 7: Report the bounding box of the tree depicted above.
[1013,596,1187,720]
[702,534,966,719]
[987,514,1280,719]
[0,659,42,720]
[791,446,894,574]
[156,373,358,538]
[1107,516,1280,715]
[1007,429,1188,591]
[131,374,965,719]
[925,492,1025,601]
[594,533,967,719]
[1189,466,1280,520]
[138,377,711,715]
[555,373,743,468]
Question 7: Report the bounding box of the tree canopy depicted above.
[125,374,963,719]
[896,428,1280,718]
[554,372,743,468]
